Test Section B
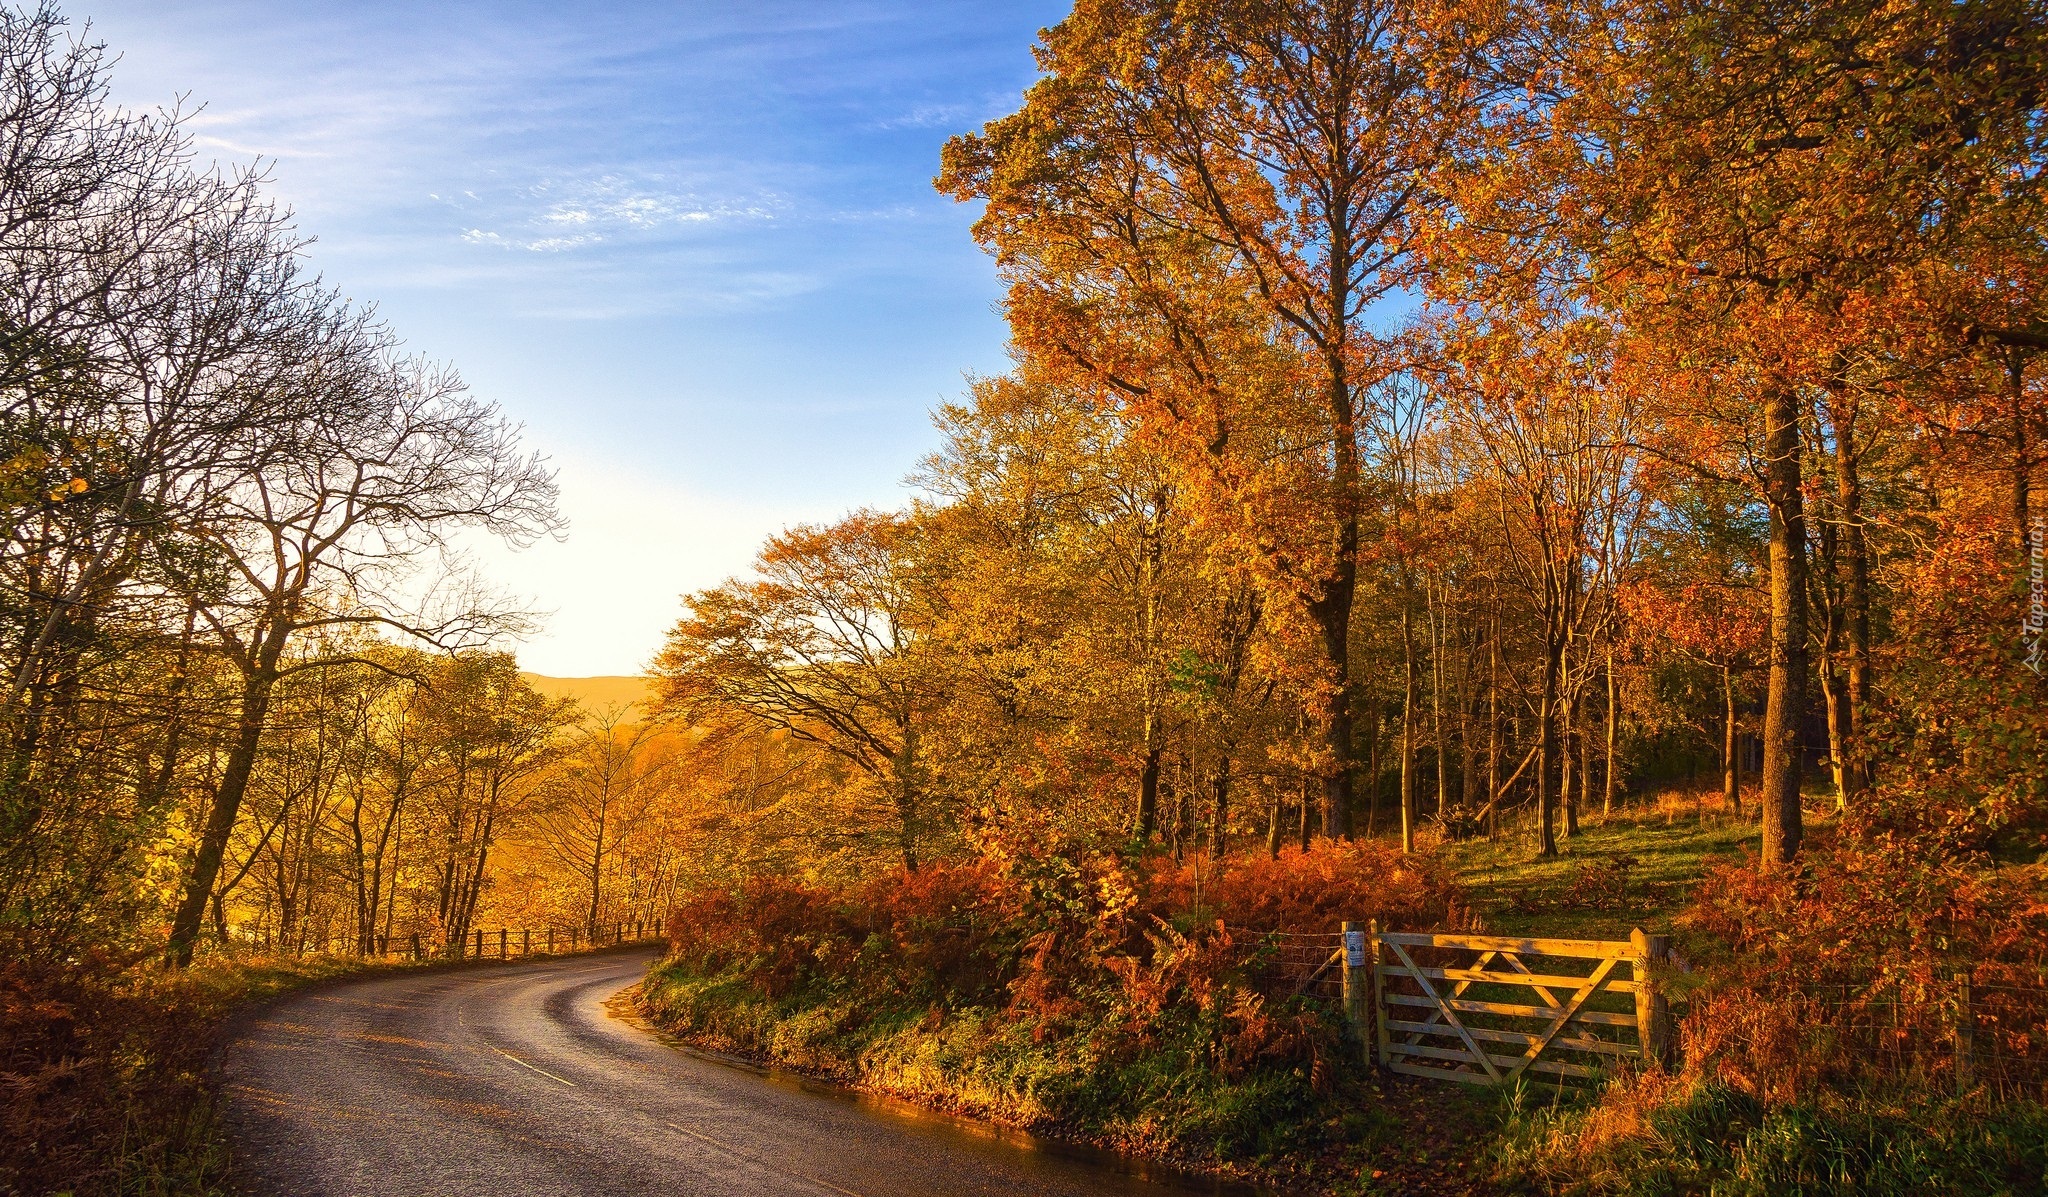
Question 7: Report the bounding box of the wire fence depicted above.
[1241,929,1348,1005]
[1765,978,2048,1100]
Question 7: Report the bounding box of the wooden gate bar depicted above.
[1379,931,1631,959]
[1371,926,1659,1086]
[1383,938,1504,1082]
[1384,992,1639,1024]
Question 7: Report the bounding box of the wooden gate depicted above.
[1369,928,1669,1086]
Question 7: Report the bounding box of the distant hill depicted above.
[519,674,654,714]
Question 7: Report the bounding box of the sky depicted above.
[76,0,1068,676]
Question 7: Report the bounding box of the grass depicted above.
[2,950,405,1197]
[1494,1074,2048,1196]
[1437,796,1766,942]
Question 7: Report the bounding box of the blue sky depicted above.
[78,0,1065,675]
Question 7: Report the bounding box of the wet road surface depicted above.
[224,947,1255,1196]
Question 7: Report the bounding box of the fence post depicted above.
[499,928,508,958]
[1956,972,1976,1095]
[411,932,422,961]
[1630,927,1672,1066]
[1341,920,1369,1061]
[523,928,531,956]
[547,927,555,953]
[474,928,483,959]
[1369,919,1387,1068]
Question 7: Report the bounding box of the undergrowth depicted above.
[0,948,387,1197]
[640,840,1498,1193]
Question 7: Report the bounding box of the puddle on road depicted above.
[606,984,1278,1197]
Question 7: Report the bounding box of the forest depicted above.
[6,0,2048,1194]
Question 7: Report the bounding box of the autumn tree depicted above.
[532,705,670,942]
[654,511,939,871]
[940,0,1518,839]
[1544,0,2048,868]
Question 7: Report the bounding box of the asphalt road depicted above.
[223,947,1260,1197]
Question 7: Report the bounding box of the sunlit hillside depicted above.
[519,673,654,715]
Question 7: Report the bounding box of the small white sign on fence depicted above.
[1344,929,1367,968]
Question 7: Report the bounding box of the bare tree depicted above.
[165,351,561,964]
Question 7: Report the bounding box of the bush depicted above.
[649,841,1460,1171]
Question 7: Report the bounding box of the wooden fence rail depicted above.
[242,919,668,961]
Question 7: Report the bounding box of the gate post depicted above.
[1630,928,1672,1066]
[1342,920,1369,1061]
[1369,919,1387,1068]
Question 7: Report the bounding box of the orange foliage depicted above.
[664,842,1459,1072]
[1666,840,2048,1104]
[1147,840,1465,935]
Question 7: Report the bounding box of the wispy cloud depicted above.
[80,0,1063,671]
[870,102,973,131]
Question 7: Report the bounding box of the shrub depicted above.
[649,841,1459,1167]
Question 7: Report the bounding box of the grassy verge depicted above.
[637,957,1505,1195]
[1494,1073,2048,1196]
[3,951,402,1197]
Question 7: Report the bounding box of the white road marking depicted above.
[663,1120,866,1197]
[484,1041,578,1087]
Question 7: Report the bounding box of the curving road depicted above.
[223,947,1256,1197]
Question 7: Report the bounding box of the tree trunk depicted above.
[1761,384,1809,871]
[1136,728,1161,841]
[1297,779,1312,850]
[1820,653,1847,806]
[1135,504,1164,840]
[1537,628,1561,858]
[168,630,287,967]
[1365,703,1381,837]
[1313,316,1359,843]
[1489,611,1503,816]
[1831,379,1872,798]
[1561,680,1580,838]
[1311,589,1355,839]
[1579,695,1596,828]
[1603,646,1619,817]
[1722,663,1741,816]
[1209,754,1230,861]
[896,721,921,872]
[1429,581,1449,818]
[1399,602,1418,853]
